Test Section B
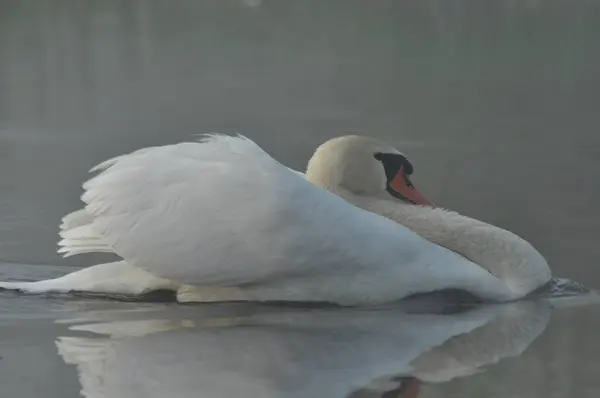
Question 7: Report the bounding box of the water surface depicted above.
[1,1,600,397]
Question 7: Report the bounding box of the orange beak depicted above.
[389,167,435,207]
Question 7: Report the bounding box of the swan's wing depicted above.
[58,168,306,258]
[61,135,344,286]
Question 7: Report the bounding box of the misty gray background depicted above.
[1,0,599,287]
[0,1,600,397]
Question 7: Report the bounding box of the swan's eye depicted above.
[373,152,414,180]
[375,152,434,206]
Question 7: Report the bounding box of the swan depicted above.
[0,134,551,304]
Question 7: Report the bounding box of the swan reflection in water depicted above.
[51,296,577,398]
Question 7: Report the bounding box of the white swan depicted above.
[0,134,551,304]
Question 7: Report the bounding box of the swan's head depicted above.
[306,135,434,206]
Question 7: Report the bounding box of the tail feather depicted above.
[60,209,94,231]
[58,209,115,257]
[58,244,115,257]
[59,224,103,240]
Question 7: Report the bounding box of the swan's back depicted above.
[77,135,427,287]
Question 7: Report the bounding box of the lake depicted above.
[1,1,599,397]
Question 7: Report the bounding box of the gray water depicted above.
[1,1,600,397]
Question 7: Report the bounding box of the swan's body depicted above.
[0,134,551,304]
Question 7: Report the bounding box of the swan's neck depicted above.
[341,191,551,296]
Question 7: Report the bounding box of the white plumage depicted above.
[0,134,552,304]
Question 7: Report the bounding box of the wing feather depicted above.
[73,134,344,286]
